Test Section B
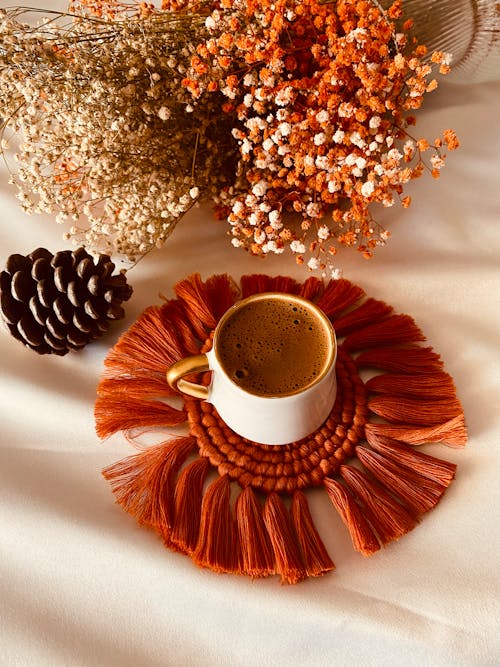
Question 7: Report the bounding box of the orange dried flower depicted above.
[218,33,234,49]
[443,129,460,150]
[417,138,430,151]
[178,0,458,273]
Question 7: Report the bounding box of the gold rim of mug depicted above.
[212,292,337,398]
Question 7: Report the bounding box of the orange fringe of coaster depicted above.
[96,273,467,583]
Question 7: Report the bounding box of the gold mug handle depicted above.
[166,353,210,399]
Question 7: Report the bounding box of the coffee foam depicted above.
[217,297,332,396]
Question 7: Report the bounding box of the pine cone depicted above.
[0,247,133,355]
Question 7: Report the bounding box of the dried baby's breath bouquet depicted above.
[0,2,238,260]
[0,0,459,272]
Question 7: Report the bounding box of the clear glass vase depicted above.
[385,0,500,83]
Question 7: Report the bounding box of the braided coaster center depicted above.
[186,347,368,494]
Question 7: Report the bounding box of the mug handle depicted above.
[166,353,210,399]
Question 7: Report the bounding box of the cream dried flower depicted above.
[0,6,237,260]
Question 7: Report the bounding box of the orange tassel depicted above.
[102,437,195,535]
[235,486,275,578]
[291,491,336,577]
[159,300,200,355]
[104,305,185,374]
[262,493,307,584]
[170,457,210,554]
[204,274,240,320]
[356,345,444,373]
[366,372,457,399]
[193,474,238,573]
[343,314,425,352]
[95,396,186,439]
[96,375,174,401]
[333,298,392,336]
[241,273,304,298]
[316,278,364,318]
[174,273,218,339]
[268,275,303,294]
[365,434,456,486]
[356,446,447,515]
[368,395,463,426]
[299,276,325,301]
[340,465,417,544]
[364,417,467,448]
[240,274,275,296]
[323,478,380,556]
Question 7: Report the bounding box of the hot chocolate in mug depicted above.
[166,292,337,445]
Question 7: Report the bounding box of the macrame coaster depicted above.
[95,273,467,584]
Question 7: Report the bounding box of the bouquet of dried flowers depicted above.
[0,0,459,272]
[0,2,237,260]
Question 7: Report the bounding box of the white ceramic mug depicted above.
[166,292,337,445]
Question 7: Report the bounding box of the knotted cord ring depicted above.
[186,345,368,494]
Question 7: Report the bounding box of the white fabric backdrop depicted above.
[1,3,499,665]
